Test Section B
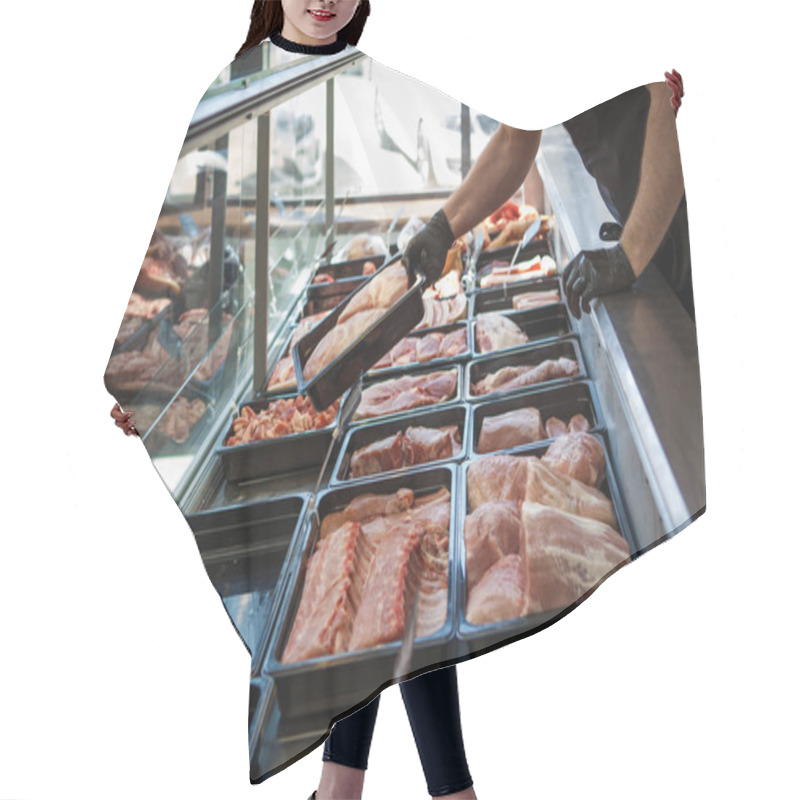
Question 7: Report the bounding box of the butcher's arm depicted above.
[619,82,685,276]
[443,125,542,239]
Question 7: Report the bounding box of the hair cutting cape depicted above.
[103,39,704,783]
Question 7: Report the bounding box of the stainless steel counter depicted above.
[538,125,705,550]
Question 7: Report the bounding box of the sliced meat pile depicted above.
[372,327,467,371]
[126,292,172,319]
[475,313,528,353]
[479,255,557,289]
[512,288,560,311]
[225,395,339,446]
[463,454,628,625]
[133,230,189,296]
[354,369,458,421]
[281,486,451,663]
[303,263,408,380]
[472,357,578,396]
[423,268,463,300]
[349,425,462,479]
[414,295,467,330]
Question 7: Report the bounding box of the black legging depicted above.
[323,665,473,797]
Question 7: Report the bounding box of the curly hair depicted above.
[236,1,371,59]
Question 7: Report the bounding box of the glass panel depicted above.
[203,41,318,99]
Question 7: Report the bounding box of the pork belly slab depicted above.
[520,502,630,614]
[466,554,526,626]
[302,308,383,380]
[281,522,360,663]
[338,262,408,324]
[466,455,616,528]
[464,501,521,591]
[477,407,544,453]
[348,432,405,478]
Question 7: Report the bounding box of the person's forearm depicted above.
[619,82,686,276]
[442,125,541,238]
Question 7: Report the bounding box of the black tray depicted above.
[215,391,343,483]
[466,339,585,401]
[366,322,471,379]
[264,466,458,717]
[351,364,463,425]
[302,278,365,318]
[311,254,385,283]
[294,254,426,411]
[471,304,572,358]
[470,276,562,316]
[456,434,636,647]
[331,404,469,485]
[475,232,552,269]
[186,494,310,675]
[470,380,603,457]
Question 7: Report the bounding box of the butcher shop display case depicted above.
[106,44,704,782]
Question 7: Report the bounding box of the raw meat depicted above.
[414,295,467,329]
[402,425,460,465]
[302,308,384,380]
[338,262,408,324]
[125,292,171,319]
[281,522,360,663]
[267,356,296,392]
[476,313,529,353]
[519,502,630,615]
[472,357,579,396]
[545,417,568,438]
[349,523,423,651]
[477,407,544,453]
[292,311,328,348]
[225,395,338,446]
[349,432,405,478]
[543,431,606,488]
[466,555,526,626]
[512,289,561,311]
[464,501,521,591]
[466,456,529,511]
[320,488,415,539]
[569,414,590,433]
[354,370,457,421]
[372,328,467,371]
[479,256,557,289]
[466,455,616,528]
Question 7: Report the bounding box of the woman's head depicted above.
[237,0,371,58]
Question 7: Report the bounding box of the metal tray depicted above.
[471,305,572,358]
[331,404,469,485]
[264,465,458,717]
[311,254,385,284]
[466,339,585,402]
[470,276,561,317]
[215,391,343,483]
[351,364,463,425]
[302,278,365,318]
[186,494,310,675]
[475,232,552,270]
[470,381,603,457]
[366,321,472,379]
[455,433,636,648]
[294,254,425,411]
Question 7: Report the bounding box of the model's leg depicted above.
[315,696,381,800]
[400,666,476,799]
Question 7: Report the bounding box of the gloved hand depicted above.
[562,244,636,319]
[401,209,454,287]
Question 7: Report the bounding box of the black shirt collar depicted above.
[270,32,348,55]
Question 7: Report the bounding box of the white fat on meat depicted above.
[476,313,529,353]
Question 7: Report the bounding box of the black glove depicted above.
[402,209,454,287]
[562,244,636,319]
